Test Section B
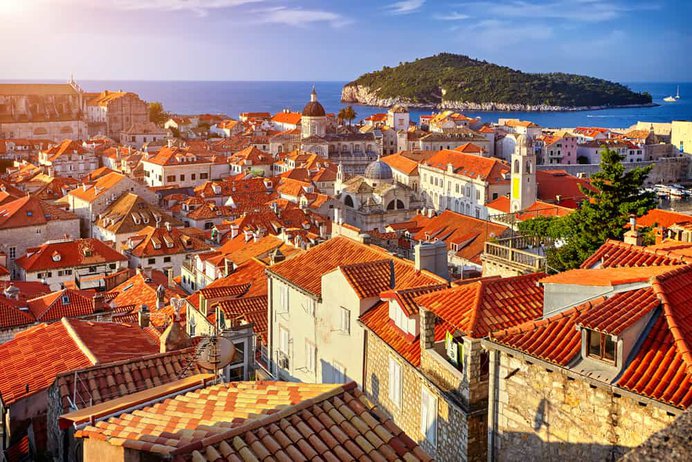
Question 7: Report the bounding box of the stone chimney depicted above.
[159,305,190,353]
[624,214,643,246]
[414,241,449,280]
[138,304,150,328]
[156,284,166,310]
[164,221,172,232]
[136,266,143,276]
[92,293,105,313]
[166,268,175,288]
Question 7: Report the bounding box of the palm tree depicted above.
[343,106,357,126]
[337,108,347,126]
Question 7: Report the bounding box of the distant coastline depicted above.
[341,84,659,113]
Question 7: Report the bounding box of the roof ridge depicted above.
[169,382,355,456]
[61,317,99,365]
[651,265,692,374]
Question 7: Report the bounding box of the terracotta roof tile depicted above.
[422,149,509,184]
[581,240,690,269]
[268,237,445,297]
[76,381,431,461]
[15,238,126,272]
[540,265,680,287]
[576,288,659,335]
[0,195,77,230]
[416,273,545,338]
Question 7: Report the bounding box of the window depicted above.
[587,330,617,364]
[340,307,350,334]
[191,173,196,181]
[200,173,209,179]
[9,247,16,260]
[164,256,171,263]
[180,174,185,181]
[189,316,196,336]
[65,269,72,275]
[167,175,175,182]
[109,263,116,270]
[421,387,438,446]
[148,258,156,265]
[388,356,402,407]
[305,341,316,372]
[278,285,289,312]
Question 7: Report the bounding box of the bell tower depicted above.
[510,134,537,212]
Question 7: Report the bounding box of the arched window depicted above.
[344,195,354,208]
[386,200,396,211]
[525,161,532,174]
[277,145,283,153]
[514,159,520,174]
[396,199,405,210]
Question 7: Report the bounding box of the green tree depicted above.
[343,106,357,126]
[148,102,169,125]
[518,146,656,270]
[337,108,346,126]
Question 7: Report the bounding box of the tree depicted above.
[148,102,169,125]
[343,106,357,126]
[337,108,346,126]
[518,146,656,270]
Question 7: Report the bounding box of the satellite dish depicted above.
[196,336,236,370]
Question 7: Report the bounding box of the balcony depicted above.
[482,235,549,275]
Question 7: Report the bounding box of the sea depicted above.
[66,80,692,129]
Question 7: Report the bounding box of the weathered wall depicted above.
[491,353,678,462]
[538,156,689,184]
[363,329,475,462]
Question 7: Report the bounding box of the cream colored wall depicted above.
[672,120,692,154]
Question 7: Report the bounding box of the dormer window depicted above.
[61,295,70,305]
[587,330,617,365]
[52,252,61,262]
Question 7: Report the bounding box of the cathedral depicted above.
[269,88,382,175]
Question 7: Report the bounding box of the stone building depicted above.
[38,139,99,179]
[0,196,80,277]
[85,91,148,138]
[482,244,691,461]
[359,273,546,461]
[0,82,87,140]
[334,159,424,231]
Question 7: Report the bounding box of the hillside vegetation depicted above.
[344,53,652,108]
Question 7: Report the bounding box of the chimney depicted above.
[156,284,166,310]
[166,268,175,288]
[164,221,171,232]
[92,293,105,313]
[414,241,449,281]
[624,214,643,246]
[159,302,190,352]
[138,304,150,328]
[136,265,143,275]
[230,224,239,239]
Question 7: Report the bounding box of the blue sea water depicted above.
[9,79,692,128]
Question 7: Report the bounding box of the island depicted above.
[341,53,654,111]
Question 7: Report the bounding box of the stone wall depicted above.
[491,353,679,462]
[363,330,471,461]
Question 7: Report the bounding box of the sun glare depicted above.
[0,0,24,17]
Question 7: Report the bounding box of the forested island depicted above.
[341,53,654,111]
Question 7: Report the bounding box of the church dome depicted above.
[302,101,326,117]
[302,87,326,117]
[364,159,393,180]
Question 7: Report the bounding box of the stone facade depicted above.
[487,351,679,462]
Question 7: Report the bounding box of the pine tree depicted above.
[519,146,656,270]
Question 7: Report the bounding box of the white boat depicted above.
[664,86,681,102]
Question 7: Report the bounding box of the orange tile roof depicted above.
[453,142,484,154]
[268,237,446,297]
[0,298,36,329]
[381,153,420,176]
[416,273,545,338]
[43,139,87,162]
[576,288,659,335]
[536,170,593,205]
[360,299,452,366]
[0,318,160,406]
[126,226,209,258]
[0,195,77,230]
[637,209,692,229]
[412,210,508,264]
[493,264,692,409]
[15,238,126,272]
[338,259,394,299]
[540,265,681,287]
[423,149,509,184]
[581,239,691,269]
[109,271,187,317]
[67,172,127,203]
[76,380,431,461]
[26,289,95,322]
[54,347,203,415]
[271,111,302,125]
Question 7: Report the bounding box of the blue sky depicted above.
[0,0,690,82]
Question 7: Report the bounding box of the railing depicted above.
[482,235,549,272]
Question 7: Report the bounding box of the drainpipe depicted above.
[487,349,501,462]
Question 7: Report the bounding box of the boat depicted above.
[664,85,681,102]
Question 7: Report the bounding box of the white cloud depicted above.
[434,12,470,21]
[453,0,659,23]
[112,0,264,16]
[387,0,426,15]
[257,7,351,28]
